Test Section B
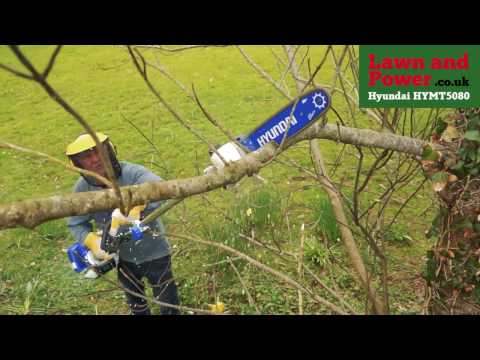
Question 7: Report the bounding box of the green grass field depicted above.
[0,45,436,314]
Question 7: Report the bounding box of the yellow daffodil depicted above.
[208,302,225,313]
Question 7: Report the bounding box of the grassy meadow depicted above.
[0,45,436,314]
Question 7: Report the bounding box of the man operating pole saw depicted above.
[65,132,180,315]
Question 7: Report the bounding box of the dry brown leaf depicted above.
[448,174,458,183]
[441,125,460,142]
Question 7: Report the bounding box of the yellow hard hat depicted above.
[66,132,108,156]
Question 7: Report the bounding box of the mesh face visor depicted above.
[70,142,105,168]
[69,142,122,186]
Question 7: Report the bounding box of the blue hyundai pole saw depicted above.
[67,88,330,277]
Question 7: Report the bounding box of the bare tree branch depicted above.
[127,46,228,166]
[279,45,302,87]
[141,50,249,154]
[120,112,162,157]
[227,257,261,314]
[0,124,432,230]
[297,223,305,315]
[133,45,230,52]
[0,63,34,80]
[42,45,63,80]
[191,84,249,153]
[169,233,350,314]
[237,46,292,101]
[141,198,185,226]
[0,141,112,187]
[98,270,223,315]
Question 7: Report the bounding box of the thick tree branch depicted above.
[300,123,427,156]
[0,125,431,230]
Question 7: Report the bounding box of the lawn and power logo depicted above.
[359,45,480,108]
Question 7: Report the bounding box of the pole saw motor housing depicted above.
[204,140,246,174]
[67,242,118,278]
[67,242,90,273]
[67,221,150,278]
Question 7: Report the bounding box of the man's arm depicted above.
[67,214,93,244]
[68,214,111,259]
[67,179,94,244]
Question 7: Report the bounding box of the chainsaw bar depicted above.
[239,88,330,152]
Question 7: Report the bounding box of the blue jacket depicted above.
[67,161,171,264]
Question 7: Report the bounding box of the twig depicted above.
[279,45,302,87]
[191,84,250,154]
[236,46,292,101]
[227,257,261,314]
[0,141,112,187]
[98,272,223,315]
[127,46,228,167]
[200,194,234,222]
[133,45,230,52]
[302,45,333,93]
[141,198,185,226]
[238,233,296,260]
[302,264,357,314]
[269,47,290,97]
[202,256,242,268]
[0,63,33,80]
[42,45,63,80]
[275,155,318,180]
[168,232,348,314]
[384,177,428,232]
[150,51,192,96]
[297,223,305,315]
[146,51,249,157]
[238,231,357,314]
[296,46,311,77]
[120,112,162,157]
